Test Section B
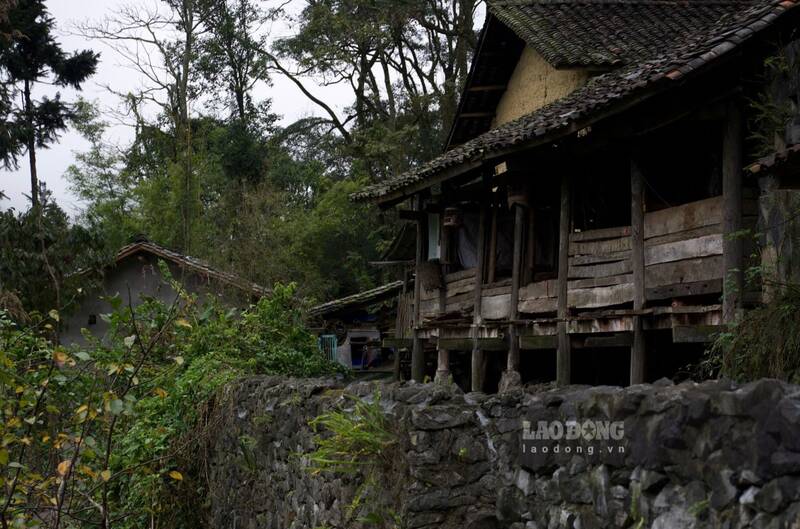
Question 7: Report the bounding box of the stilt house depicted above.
[353,0,800,391]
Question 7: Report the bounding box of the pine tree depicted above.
[0,0,98,207]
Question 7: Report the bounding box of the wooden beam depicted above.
[507,203,526,375]
[472,202,488,392]
[412,199,426,383]
[441,337,507,351]
[459,112,496,118]
[557,174,572,386]
[630,158,646,385]
[646,279,723,301]
[467,84,507,92]
[722,99,743,324]
[520,335,557,350]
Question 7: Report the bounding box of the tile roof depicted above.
[353,0,798,203]
[113,239,270,297]
[747,143,800,175]
[308,281,404,318]
[490,0,750,68]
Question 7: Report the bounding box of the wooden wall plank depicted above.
[569,259,632,279]
[644,234,723,266]
[644,196,723,239]
[645,255,723,287]
[569,236,631,256]
[569,283,634,309]
[570,225,631,243]
[481,294,511,320]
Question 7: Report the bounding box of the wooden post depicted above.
[487,206,498,284]
[630,159,646,385]
[506,203,525,375]
[525,207,536,284]
[471,202,488,392]
[436,214,450,382]
[412,198,426,383]
[723,100,743,324]
[556,174,571,386]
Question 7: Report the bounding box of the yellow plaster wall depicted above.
[493,46,589,127]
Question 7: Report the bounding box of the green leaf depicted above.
[109,399,124,416]
[75,351,92,361]
[123,335,136,348]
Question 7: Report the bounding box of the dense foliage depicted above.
[0,280,344,529]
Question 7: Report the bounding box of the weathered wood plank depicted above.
[644,196,723,239]
[570,249,631,266]
[569,236,631,256]
[569,259,632,279]
[445,267,476,283]
[645,279,723,301]
[570,225,631,243]
[569,283,634,309]
[481,294,511,320]
[644,223,721,247]
[519,296,557,314]
[569,274,633,289]
[645,255,723,288]
[644,234,723,266]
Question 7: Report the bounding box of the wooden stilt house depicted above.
[353,0,800,390]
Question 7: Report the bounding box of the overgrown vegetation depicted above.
[705,287,800,383]
[0,274,344,529]
[307,392,403,527]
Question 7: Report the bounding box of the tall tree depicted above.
[197,0,270,125]
[265,0,480,180]
[0,0,98,207]
[78,0,204,251]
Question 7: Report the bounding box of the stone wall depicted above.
[203,376,800,529]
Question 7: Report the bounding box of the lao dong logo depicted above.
[521,419,625,458]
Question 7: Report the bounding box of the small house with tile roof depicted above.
[353,0,800,391]
[63,238,268,345]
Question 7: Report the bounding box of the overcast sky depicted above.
[0,0,354,216]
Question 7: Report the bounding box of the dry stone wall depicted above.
[204,376,800,529]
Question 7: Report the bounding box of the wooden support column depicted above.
[412,199,426,383]
[505,203,526,375]
[630,159,646,385]
[524,207,536,284]
[723,100,743,324]
[487,206,498,284]
[436,214,450,383]
[471,202,488,392]
[556,174,572,386]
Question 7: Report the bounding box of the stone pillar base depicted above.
[434,369,451,384]
[499,370,522,393]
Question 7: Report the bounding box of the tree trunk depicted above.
[23,80,39,208]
